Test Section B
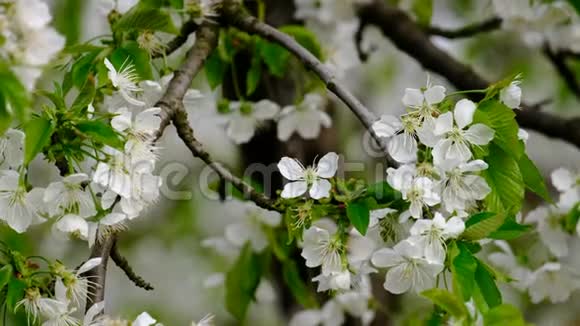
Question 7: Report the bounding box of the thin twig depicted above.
[219,0,397,167]
[152,20,199,59]
[110,239,154,291]
[543,45,580,100]
[425,17,502,39]
[83,233,116,308]
[357,0,580,148]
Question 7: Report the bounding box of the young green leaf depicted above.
[24,116,55,165]
[518,153,552,203]
[258,39,291,77]
[76,120,124,150]
[110,42,153,81]
[475,259,502,309]
[421,288,469,318]
[481,144,525,214]
[449,241,477,301]
[114,5,178,34]
[71,50,102,89]
[484,304,526,326]
[488,216,532,240]
[0,265,13,292]
[205,51,228,89]
[71,77,96,112]
[346,200,370,235]
[463,212,505,240]
[225,243,266,320]
[474,100,523,159]
[6,278,26,311]
[0,63,30,124]
[282,261,318,308]
[411,0,433,26]
[279,25,324,60]
[246,56,262,96]
[0,93,13,135]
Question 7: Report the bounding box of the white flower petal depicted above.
[464,124,495,145]
[453,99,477,129]
[310,179,332,199]
[315,152,338,178]
[278,157,305,181]
[77,258,102,275]
[384,264,412,294]
[281,181,308,198]
[372,115,402,138]
[402,88,424,107]
[424,85,446,105]
[434,112,453,135]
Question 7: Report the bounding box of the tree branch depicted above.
[219,0,397,167]
[357,0,580,149]
[83,232,116,308]
[425,17,502,39]
[110,238,154,291]
[543,45,580,100]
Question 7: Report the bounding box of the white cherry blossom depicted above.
[0,170,44,233]
[527,263,580,304]
[437,159,491,213]
[92,147,133,198]
[44,173,96,218]
[0,129,24,169]
[386,164,440,221]
[526,205,571,258]
[278,152,338,199]
[408,213,465,264]
[371,114,420,163]
[371,239,443,294]
[302,226,344,276]
[224,100,280,144]
[224,203,282,252]
[277,93,331,141]
[488,240,530,291]
[104,58,145,107]
[402,83,446,121]
[55,258,102,307]
[551,167,579,210]
[432,99,495,165]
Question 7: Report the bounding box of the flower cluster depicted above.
[0,0,65,90]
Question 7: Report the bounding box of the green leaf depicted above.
[518,153,552,202]
[481,144,525,214]
[346,200,370,235]
[24,116,54,165]
[411,0,433,26]
[246,56,262,96]
[484,304,526,326]
[474,100,523,159]
[489,216,532,240]
[114,5,178,34]
[0,265,13,292]
[279,25,323,60]
[205,51,228,89]
[475,259,502,309]
[567,0,580,15]
[6,278,26,311]
[71,78,96,112]
[366,181,403,204]
[76,120,124,149]
[0,92,13,135]
[463,212,505,240]
[421,288,468,318]
[169,0,184,9]
[0,63,30,124]
[110,42,153,80]
[71,50,101,89]
[282,261,318,308]
[225,243,265,320]
[258,39,291,77]
[449,241,477,301]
